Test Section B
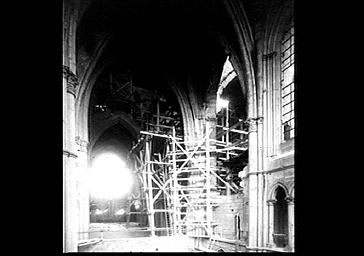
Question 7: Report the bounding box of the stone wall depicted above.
[212,193,248,242]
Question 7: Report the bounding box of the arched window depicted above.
[280,17,295,141]
[273,186,289,247]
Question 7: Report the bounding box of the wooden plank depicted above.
[146,160,172,165]
[146,123,174,129]
[140,130,170,139]
[152,114,178,121]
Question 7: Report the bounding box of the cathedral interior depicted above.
[63,0,295,252]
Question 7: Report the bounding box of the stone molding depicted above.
[268,181,289,201]
[63,65,79,97]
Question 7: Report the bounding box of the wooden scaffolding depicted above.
[128,106,248,239]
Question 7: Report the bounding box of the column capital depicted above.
[63,65,79,97]
[267,199,276,206]
[247,117,263,132]
[247,118,257,132]
[256,116,264,124]
[285,196,294,204]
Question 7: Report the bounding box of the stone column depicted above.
[247,118,259,248]
[256,117,264,247]
[266,199,276,247]
[76,137,90,241]
[286,197,295,251]
[261,174,269,247]
[205,91,217,188]
[63,65,79,252]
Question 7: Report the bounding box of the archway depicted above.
[66,0,259,251]
[273,186,288,248]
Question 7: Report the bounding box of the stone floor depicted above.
[87,222,150,239]
[78,223,195,252]
[79,236,195,252]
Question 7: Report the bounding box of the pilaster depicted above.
[286,196,294,251]
[63,64,79,252]
[75,137,90,241]
[266,199,276,247]
[247,117,259,247]
[256,116,264,247]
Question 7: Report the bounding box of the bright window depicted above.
[281,20,295,141]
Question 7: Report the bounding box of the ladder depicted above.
[167,123,215,238]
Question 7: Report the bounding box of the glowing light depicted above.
[115,209,125,215]
[87,153,133,199]
[216,97,229,112]
[134,200,141,210]
[95,208,108,215]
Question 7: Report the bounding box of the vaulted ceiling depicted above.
[74,0,277,154]
[76,0,230,94]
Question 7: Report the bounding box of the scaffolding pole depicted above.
[172,126,178,235]
[205,121,212,236]
[145,141,155,236]
[129,110,248,241]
